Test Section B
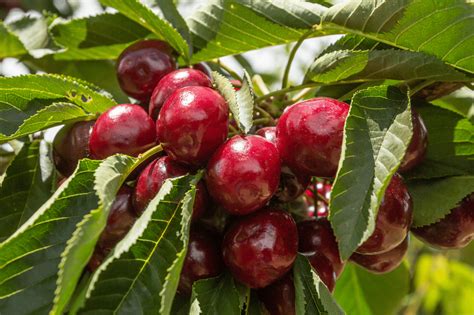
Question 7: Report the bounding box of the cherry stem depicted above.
[255,82,320,103]
[128,144,163,175]
[253,117,273,125]
[210,59,242,81]
[255,105,275,123]
[281,30,315,90]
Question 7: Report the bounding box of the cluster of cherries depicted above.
[52,39,474,314]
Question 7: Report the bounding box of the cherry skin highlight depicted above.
[157,86,229,167]
[256,126,277,143]
[53,120,95,176]
[89,104,156,159]
[276,97,349,177]
[258,273,295,315]
[116,40,176,102]
[206,135,281,215]
[356,174,413,255]
[399,110,428,172]
[411,193,474,249]
[351,236,408,274]
[222,208,298,288]
[149,68,212,120]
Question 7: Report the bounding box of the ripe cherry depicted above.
[178,227,224,295]
[306,253,336,292]
[149,68,212,120]
[258,273,295,315]
[157,86,229,166]
[411,193,474,249]
[356,174,413,255]
[276,97,349,177]
[256,126,277,143]
[276,166,311,203]
[191,62,212,78]
[116,40,176,102]
[206,135,281,215]
[222,208,298,288]
[89,104,157,159]
[133,156,209,219]
[53,120,94,176]
[399,110,428,172]
[350,236,408,274]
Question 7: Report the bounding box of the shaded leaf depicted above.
[0,21,27,58]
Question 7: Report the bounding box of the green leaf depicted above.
[329,85,412,260]
[0,22,27,58]
[0,140,53,242]
[0,159,101,314]
[212,70,254,133]
[334,262,410,315]
[100,0,190,62]
[153,0,192,49]
[77,174,199,314]
[306,49,469,84]
[322,0,474,74]
[0,74,116,143]
[432,87,474,122]
[408,176,474,227]
[293,254,344,315]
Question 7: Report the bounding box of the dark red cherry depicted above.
[206,135,281,215]
[275,166,311,203]
[53,120,95,176]
[149,68,212,120]
[116,40,176,102]
[276,97,349,177]
[306,253,336,292]
[256,126,277,143]
[191,62,212,78]
[399,110,428,172]
[411,193,474,249]
[222,208,298,288]
[178,228,224,295]
[157,86,229,166]
[297,218,344,277]
[133,156,208,219]
[89,104,157,159]
[357,174,413,255]
[351,236,408,274]
[88,248,107,272]
[258,273,295,315]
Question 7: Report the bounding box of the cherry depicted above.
[133,156,208,219]
[116,40,176,102]
[88,248,107,272]
[258,273,295,315]
[275,166,311,203]
[256,126,277,143]
[306,253,336,292]
[149,68,212,120]
[89,104,157,159]
[157,86,229,166]
[411,193,474,249]
[206,135,281,215]
[356,173,413,255]
[350,236,408,274]
[297,218,344,277]
[53,120,94,176]
[178,227,224,295]
[222,208,298,288]
[191,62,212,78]
[399,109,428,172]
[276,97,349,177]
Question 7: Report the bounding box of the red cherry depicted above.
[149,68,212,120]
[157,86,229,166]
[89,104,157,159]
[88,248,107,272]
[411,193,474,249]
[256,126,277,143]
[276,97,349,177]
[133,156,208,219]
[399,110,428,172]
[191,62,212,78]
[350,236,408,274]
[297,218,344,277]
[275,166,311,203]
[258,273,295,315]
[206,135,281,215]
[178,228,224,295]
[357,174,413,255]
[222,208,298,288]
[53,120,94,176]
[116,40,176,102]
[306,253,336,292]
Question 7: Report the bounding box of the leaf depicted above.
[77,174,199,315]
[334,262,410,315]
[0,140,53,242]
[188,0,325,63]
[0,22,27,58]
[408,176,474,227]
[322,0,474,74]
[212,70,254,133]
[293,254,344,315]
[0,159,101,314]
[100,0,190,62]
[190,272,245,315]
[432,87,474,122]
[153,0,192,48]
[0,74,116,143]
[329,85,412,260]
[306,49,469,84]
